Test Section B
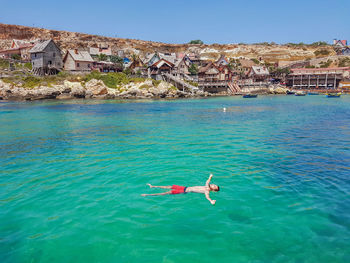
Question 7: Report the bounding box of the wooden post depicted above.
[292,75,295,87]
[325,73,328,89]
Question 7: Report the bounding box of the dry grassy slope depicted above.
[0,23,336,62]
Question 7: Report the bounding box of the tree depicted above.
[188,63,198,75]
[123,67,132,76]
[188,40,204,45]
[98,53,108,61]
[110,55,123,65]
[131,53,138,62]
[11,54,21,60]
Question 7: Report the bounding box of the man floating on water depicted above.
[141,174,220,205]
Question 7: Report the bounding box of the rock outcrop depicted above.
[0,79,210,101]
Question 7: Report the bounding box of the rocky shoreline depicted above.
[0,79,212,101]
[0,77,293,101]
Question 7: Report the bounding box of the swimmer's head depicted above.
[209,184,220,192]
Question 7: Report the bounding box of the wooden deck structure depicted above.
[286,67,350,89]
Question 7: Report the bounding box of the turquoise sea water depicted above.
[0,96,349,263]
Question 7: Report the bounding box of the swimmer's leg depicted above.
[141,191,172,197]
[147,184,171,189]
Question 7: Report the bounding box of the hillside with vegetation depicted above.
[0,23,338,63]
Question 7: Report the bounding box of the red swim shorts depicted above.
[171,185,187,194]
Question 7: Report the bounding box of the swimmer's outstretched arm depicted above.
[141,191,172,197]
[205,191,216,205]
[205,174,213,187]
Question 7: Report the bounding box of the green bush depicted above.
[169,85,177,91]
[314,49,330,56]
[152,79,161,87]
[129,77,145,83]
[319,60,332,68]
[188,64,198,75]
[139,84,151,89]
[24,62,32,70]
[184,79,198,87]
[251,58,260,64]
[123,68,132,76]
[23,76,41,89]
[83,72,131,89]
[0,58,9,69]
[188,40,204,45]
[338,57,350,67]
[11,54,21,60]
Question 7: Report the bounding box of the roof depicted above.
[12,39,36,49]
[175,57,190,68]
[0,44,34,54]
[143,53,158,64]
[239,59,256,68]
[188,53,200,61]
[251,66,269,75]
[89,47,112,56]
[152,58,174,68]
[159,53,176,63]
[215,55,229,66]
[335,40,347,47]
[199,62,219,74]
[291,67,350,73]
[66,50,94,62]
[29,39,54,53]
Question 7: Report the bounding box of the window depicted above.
[88,64,90,68]
[34,53,37,58]
[77,63,80,67]
[53,53,55,57]
[48,61,52,65]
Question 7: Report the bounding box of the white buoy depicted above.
[223,107,226,112]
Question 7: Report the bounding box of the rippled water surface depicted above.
[1,96,350,262]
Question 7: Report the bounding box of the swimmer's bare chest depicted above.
[185,186,208,193]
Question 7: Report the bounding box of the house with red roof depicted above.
[149,58,175,80]
[0,39,38,61]
[333,39,348,47]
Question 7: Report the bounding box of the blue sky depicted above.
[1,0,349,44]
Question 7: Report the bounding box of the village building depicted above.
[215,55,229,66]
[187,53,202,66]
[149,58,174,80]
[143,52,176,68]
[89,46,112,61]
[238,59,257,74]
[63,49,94,72]
[338,47,350,56]
[143,53,160,67]
[30,39,62,75]
[246,66,270,82]
[198,62,234,93]
[159,53,176,64]
[286,67,350,90]
[333,39,348,47]
[174,55,191,77]
[0,39,38,61]
[125,56,144,72]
